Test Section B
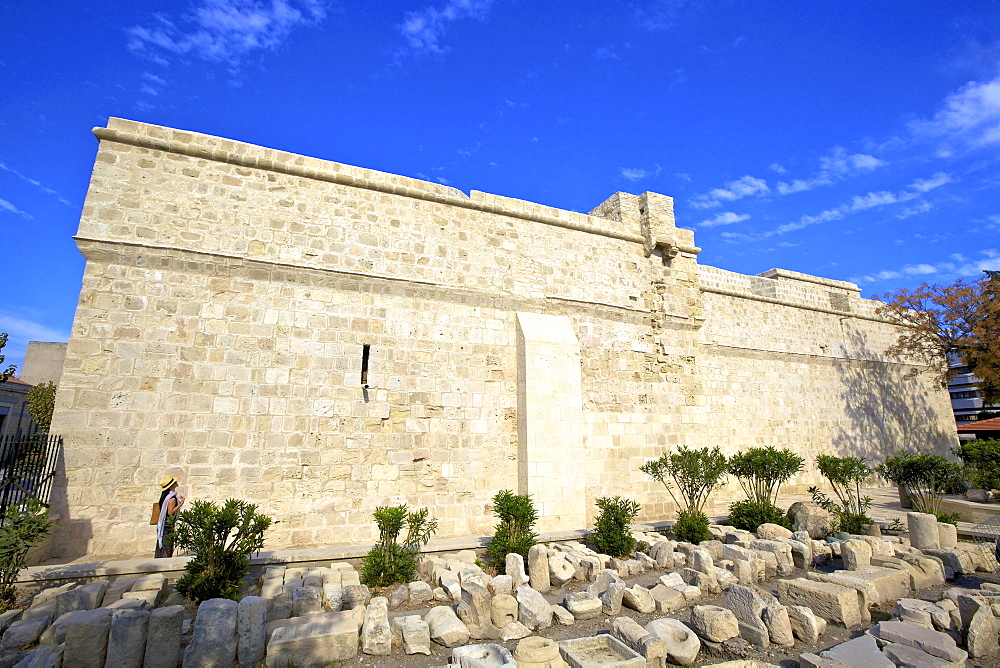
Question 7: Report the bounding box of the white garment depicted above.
[157,491,177,548]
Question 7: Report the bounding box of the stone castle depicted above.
[48,118,957,558]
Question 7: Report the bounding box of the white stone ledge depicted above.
[700,284,890,323]
[93,120,652,248]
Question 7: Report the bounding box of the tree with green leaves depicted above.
[360,504,438,587]
[27,382,56,434]
[878,451,961,519]
[590,496,640,558]
[726,446,804,532]
[486,490,538,566]
[0,499,52,612]
[642,446,728,544]
[0,334,16,384]
[877,270,1000,405]
[809,454,874,534]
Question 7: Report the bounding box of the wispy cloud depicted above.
[897,201,934,219]
[637,0,696,31]
[595,46,620,60]
[723,171,953,242]
[909,69,1000,152]
[692,175,769,208]
[0,161,72,206]
[853,249,1000,284]
[619,165,662,182]
[399,0,494,55]
[127,0,326,65]
[768,163,787,175]
[699,211,750,228]
[0,197,33,220]
[775,147,886,196]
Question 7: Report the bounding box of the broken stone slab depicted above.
[957,594,999,659]
[725,583,771,647]
[489,574,513,597]
[813,565,909,606]
[563,591,601,621]
[491,593,518,627]
[868,620,968,663]
[749,540,794,576]
[499,621,531,642]
[601,579,627,616]
[548,553,576,587]
[527,545,550,593]
[38,610,88,646]
[648,584,686,613]
[458,581,498,641]
[908,512,941,550]
[425,605,470,648]
[786,604,826,643]
[395,614,431,655]
[404,580,431,606]
[265,613,359,666]
[1,617,49,651]
[762,604,794,647]
[0,611,21,635]
[622,585,655,614]
[183,598,238,668]
[924,548,976,576]
[551,605,574,626]
[63,607,112,668]
[236,595,267,666]
[142,605,183,668]
[266,592,292,622]
[74,582,108,611]
[361,597,392,656]
[612,616,668,667]
[938,523,959,549]
[14,643,63,668]
[386,584,408,609]
[104,608,149,668]
[689,605,739,642]
[798,652,850,668]
[756,523,793,540]
[452,642,516,667]
[558,634,645,667]
[341,583,371,610]
[516,586,552,631]
[292,586,324,616]
[841,540,872,570]
[645,617,701,666]
[820,635,893,668]
[32,583,76,607]
[881,642,962,668]
[506,553,528,590]
[776,578,865,629]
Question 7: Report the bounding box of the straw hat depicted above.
[159,476,178,491]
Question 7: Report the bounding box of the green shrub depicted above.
[878,451,961,517]
[173,499,272,603]
[954,439,1000,491]
[810,454,874,535]
[727,499,789,532]
[0,500,52,612]
[673,508,711,544]
[485,490,538,567]
[590,497,640,558]
[641,446,728,515]
[361,505,438,588]
[937,511,962,526]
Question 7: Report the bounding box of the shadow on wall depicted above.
[46,447,92,562]
[831,323,957,466]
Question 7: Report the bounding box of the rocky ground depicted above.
[3,511,1000,666]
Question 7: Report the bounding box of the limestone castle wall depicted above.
[48,119,957,558]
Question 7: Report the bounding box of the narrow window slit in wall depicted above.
[361,344,372,402]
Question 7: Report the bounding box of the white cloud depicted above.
[0,197,32,219]
[700,211,750,228]
[619,164,662,181]
[854,249,1000,284]
[850,191,898,211]
[903,264,938,275]
[775,175,833,195]
[819,147,886,175]
[910,171,952,193]
[692,175,768,208]
[595,46,620,60]
[898,201,933,219]
[400,0,494,54]
[768,163,787,174]
[127,0,326,64]
[909,71,1000,148]
[0,161,72,206]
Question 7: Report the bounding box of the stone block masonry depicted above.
[48,118,958,558]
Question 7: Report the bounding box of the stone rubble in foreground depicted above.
[1,510,998,666]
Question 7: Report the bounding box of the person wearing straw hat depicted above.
[154,476,185,558]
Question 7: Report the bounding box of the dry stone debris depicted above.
[506,554,528,590]
[183,598,238,668]
[265,613,359,666]
[756,523,793,540]
[689,605,740,642]
[452,642,516,667]
[515,586,552,631]
[491,593,518,627]
[143,605,183,668]
[2,618,50,651]
[612,616,669,666]
[820,634,894,668]
[104,608,149,667]
[622,584,656,614]
[762,604,794,647]
[868,620,968,663]
[601,580,627,616]
[527,545,550,593]
[395,615,431,655]
[563,591,602,621]
[425,605,471,648]
[499,621,532,641]
[776,578,864,629]
[907,512,941,550]
[646,617,701,666]
[785,604,826,643]
[361,597,392,655]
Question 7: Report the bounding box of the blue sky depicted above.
[2,0,1000,374]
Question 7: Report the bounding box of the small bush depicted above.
[673,508,711,545]
[590,497,640,558]
[641,445,728,515]
[810,454,874,536]
[937,511,962,526]
[361,505,438,588]
[955,439,1000,491]
[727,499,789,532]
[729,446,803,505]
[878,451,961,517]
[173,499,272,603]
[0,500,51,612]
[635,540,650,554]
[485,490,538,567]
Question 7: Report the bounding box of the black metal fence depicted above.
[0,433,61,527]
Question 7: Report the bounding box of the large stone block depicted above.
[908,512,940,550]
[776,578,864,629]
[183,598,238,668]
[143,605,184,668]
[63,608,112,668]
[265,614,359,666]
[105,608,150,668]
[237,595,267,666]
